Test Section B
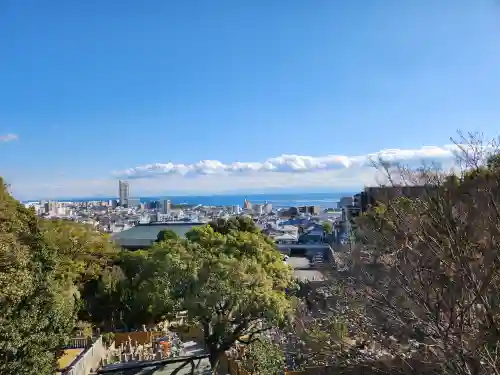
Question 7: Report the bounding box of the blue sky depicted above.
[1,1,500,199]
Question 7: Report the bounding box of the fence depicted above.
[64,337,91,349]
[112,326,203,347]
[63,336,107,375]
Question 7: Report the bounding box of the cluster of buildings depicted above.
[112,202,337,252]
[26,180,337,235]
[21,183,329,251]
[31,180,418,280]
[25,179,426,255]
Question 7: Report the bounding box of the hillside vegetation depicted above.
[0,186,295,374]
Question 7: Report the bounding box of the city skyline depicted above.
[1,1,500,199]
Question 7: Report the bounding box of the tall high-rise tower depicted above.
[243,198,252,210]
[118,180,129,207]
[161,199,171,214]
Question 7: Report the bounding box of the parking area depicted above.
[287,256,326,282]
[287,256,309,269]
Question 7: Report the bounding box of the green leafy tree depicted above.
[355,202,396,265]
[153,226,295,371]
[0,179,76,375]
[79,264,126,330]
[82,249,177,331]
[186,225,290,285]
[168,249,293,370]
[486,152,500,171]
[156,229,180,242]
[41,219,119,286]
[322,222,332,234]
[40,219,125,332]
[241,337,285,375]
[208,216,260,235]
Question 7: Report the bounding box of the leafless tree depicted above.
[354,133,500,375]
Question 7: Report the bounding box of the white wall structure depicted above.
[64,336,106,375]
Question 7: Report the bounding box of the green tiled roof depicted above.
[112,223,204,249]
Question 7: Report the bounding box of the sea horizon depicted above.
[24,191,355,209]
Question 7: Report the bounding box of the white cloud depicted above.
[0,134,18,143]
[10,143,490,200]
[115,144,463,179]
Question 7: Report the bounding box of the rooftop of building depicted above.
[111,222,205,249]
[273,233,298,241]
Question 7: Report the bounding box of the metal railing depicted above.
[64,337,91,349]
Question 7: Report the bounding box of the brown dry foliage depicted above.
[354,133,500,375]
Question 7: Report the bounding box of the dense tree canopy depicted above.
[0,181,128,373]
[41,219,118,287]
[0,180,76,375]
[0,183,335,374]
[156,229,180,242]
[152,224,296,369]
[0,183,292,374]
[241,337,285,375]
[56,215,296,373]
[208,216,261,235]
[322,222,332,234]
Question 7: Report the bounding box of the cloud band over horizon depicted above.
[115,144,464,179]
[9,143,493,200]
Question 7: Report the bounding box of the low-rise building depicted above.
[253,204,263,215]
[127,198,141,208]
[274,233,298,244]
[298,223,325,244]
[111,222,204,250]
[338,196,353,209]
[297,205,321,215]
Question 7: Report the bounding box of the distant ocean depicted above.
[36,192,352,209]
